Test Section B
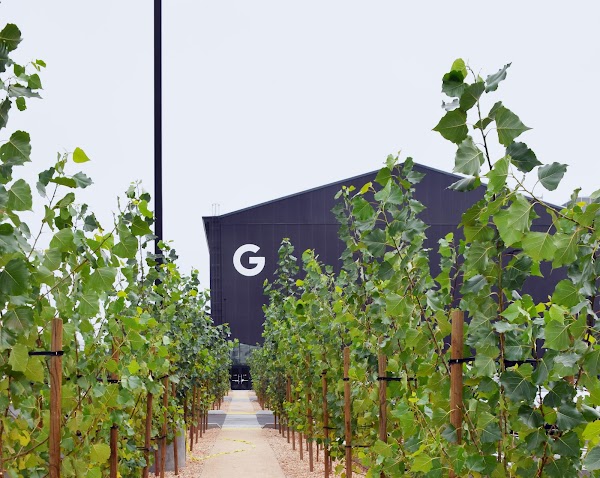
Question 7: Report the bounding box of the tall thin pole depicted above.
[154,0,163,254]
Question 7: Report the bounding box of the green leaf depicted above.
[502,255,532,291]
[363,229,386,257]
[552,280,580,308]
[78,293,100,318]
[474,354,497,377]
[506,142,541,173]
[459,82,485,112]
[525,429,547,453]
[352,196,376,221]
[485,63,511,92]
[545,320,571,350]
[7,179,32,211]
[373,180,404,205]
[412,453,433,473]
[0,24,22,51]
[485,156,508,194]
[521,231,556,262]
[449,176,481,192]
[538,162,567,191]
[493,195,532,246]
[464,242,491,273]
[50,228,75,252]
[552,233,579,268]
[532,355,553,385]
[433,110,468,144]
[500,370,536,402]
[8,343,28,372]
[15,97,26,111]
[139,199,153,218]
[50,177,77,188]
[454,137,484,176]
[73,147,90,163]
[8,85,41,99]
[90,443,111,464]
[88,267,116,293]
[113,233,138,259]
[556,404,585,430]
[450,58,467,78]
[4,307,33,333]
[372,439,393,458]
[73,172,93,189]
[584,446,600,471]
[127,359,140,375]
[43,248,62,271]
[495,106,531,146]
[54,192,75,209]
[27,73,42,90]
[0,43,9,74]
[442,62,466,98]
[374,167,392,186]
[479,422,501,443]
[0,99,10,130]
[386,293,404,316]
[24,356,45,382]
[517,404,544,428]
[474,117,492,131]
[550,431,580,457]
[461,274,487,294]
[0,130,31,165]
[584,349,600,377]
[0,259,29,295]
[131,216,152,236]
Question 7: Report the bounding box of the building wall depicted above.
[203,164,561,346]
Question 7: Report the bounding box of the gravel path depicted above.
[163,390,368,477]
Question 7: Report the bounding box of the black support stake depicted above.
[154,0,163,256]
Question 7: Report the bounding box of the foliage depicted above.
[250,59,600,477]
[0,23,232,476]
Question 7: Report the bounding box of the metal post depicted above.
[154,0,163,254]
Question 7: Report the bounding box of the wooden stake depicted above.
[197,387,202,439]
[286,377,291,444]
[49,318,63,478]
[142,392,154,478]
[110,341,119,478]
[322,371,329,478]
[299,432,303,461]
[378,346,387,478]
[450,310,464,478]
[0,418,4,477]
[160,377,168,478]
[308,392,314,472]
[190,386,196,451]
[172,384,179,475]
[343,346,352,478]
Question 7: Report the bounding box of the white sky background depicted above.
[3,1,600,287]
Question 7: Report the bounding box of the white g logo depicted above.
[233,244,265,277]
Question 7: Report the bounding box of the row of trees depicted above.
[0,23,232,477]
[250,60,600,477]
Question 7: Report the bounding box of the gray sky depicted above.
[4,1,600,287]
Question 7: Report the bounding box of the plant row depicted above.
[250,60,600,477]
[0,23,233,477]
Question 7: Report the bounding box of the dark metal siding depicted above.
[203,164,558,346]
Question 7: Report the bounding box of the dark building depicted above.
[203,163,561,351]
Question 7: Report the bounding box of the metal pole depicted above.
[154,0,163,254]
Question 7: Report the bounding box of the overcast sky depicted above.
[3,1,600,286]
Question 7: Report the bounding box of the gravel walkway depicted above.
[163,390,367,477]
